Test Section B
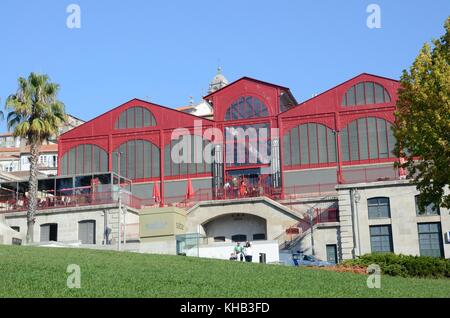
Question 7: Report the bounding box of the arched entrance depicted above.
[202,213,267,243]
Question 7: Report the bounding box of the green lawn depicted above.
[0,245,449,297]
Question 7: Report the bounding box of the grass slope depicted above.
[0,245,449,298]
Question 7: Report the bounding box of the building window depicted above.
[368,197,391,219]
[224,96,269,121]
[60,144,108,175]
[418,223,443,258]
[164,135,212,177]
[225,123,271,167]
[231,234,247,242]
[253,233,266,240]
[114,106,156,129]
[113,140,160,180]
[342,82,391,106]
[214,236,226,242]
[415,195,440,216]
[283,123,336,167]
[11,226,20,232]
[340,117,396,162]
[370,225,393,253]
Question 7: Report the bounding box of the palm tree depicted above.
[4,73,67,243]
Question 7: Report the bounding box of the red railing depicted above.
[0,190,143,213]
[279,207,339,249]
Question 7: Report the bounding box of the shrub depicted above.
[343,253,450,278]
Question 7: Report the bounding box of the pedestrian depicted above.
[244,241,253,262]
[233,242,244,261]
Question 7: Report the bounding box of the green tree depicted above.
[394,17,450,211]
[4,73,67,243]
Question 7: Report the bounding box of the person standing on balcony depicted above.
[232,177,238,198]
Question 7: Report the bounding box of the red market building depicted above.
[57,72,401,206]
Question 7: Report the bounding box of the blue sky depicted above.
[0,0,449,129]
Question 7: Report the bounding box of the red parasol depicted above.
[186,178,194,200]
[152,182,161,203]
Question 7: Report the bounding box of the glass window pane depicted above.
[291,127,300,165]
[300,125,309,164]
[349,121,359,161]
[260,103,269,117]
[144,142,151,178]
[127,141,136,179]
[61,153,68,175]
[93,146,100,172]
[127,108,135,128]
[308,124,318,164]
[358,118,368,160]
[375,84,385,103]
[283,133,291,166]
[317,125,327,164]
[136,140,143,178]
[119,144,127,178]
[327,128,336,162]
[237,98,245,119]
[356,83,365,105]
[164,145,171,176]
[365,82,375,104]
[387,122,396,158]
[85,144,92,173]
[384,89,391,103]
[347,86,355,106]
[143,109,150,127]
[100,149,108,173]
[76,145,84,174]
[367,117,378,159]
[152,145,160,177]
[342,93,347,106]
[377,119,388,158]
[119,111,127,129]
[135,107,143,128]
[340,127,349,161]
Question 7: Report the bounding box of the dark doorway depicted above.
[326,244,338,264]
[78,220,96,244]
[40,223,58,242]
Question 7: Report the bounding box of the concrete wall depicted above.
[203,213,267,243]
[337,180,450,259]
[196,240,280,263]
[4,204,140,245]
[295,224,340,262]
[185,197,301,243]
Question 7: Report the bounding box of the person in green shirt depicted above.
[233,242,244,261]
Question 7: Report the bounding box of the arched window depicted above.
[114,106,156,129]
[340,117,396,162]
[60,144,108,175]
[164,135,212,177]
[224,96,269,121]
[342,82,391,106]
[283,123,336,166]
[367,197,391,219]
[112,140,160,180]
